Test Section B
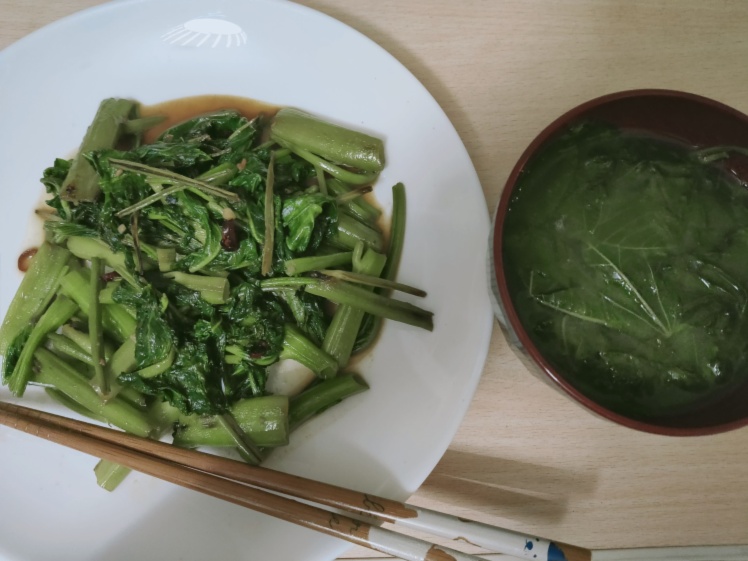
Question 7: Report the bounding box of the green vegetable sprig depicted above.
[0,97,431,489]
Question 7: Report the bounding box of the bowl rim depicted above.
[492,88,748,436]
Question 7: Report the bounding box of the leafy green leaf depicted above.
[112,283,174,370]
[132,141,213,171]
[503,121,748,418]
[281,192,335,252]
[119,340,223,415]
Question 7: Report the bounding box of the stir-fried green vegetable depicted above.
[0,98,431,489]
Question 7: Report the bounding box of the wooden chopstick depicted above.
[5,402,748,561]
[0,400,587,561]
[2,402,746,561]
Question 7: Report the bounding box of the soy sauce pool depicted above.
[502,121,748,420]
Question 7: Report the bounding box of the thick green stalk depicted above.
[66,236,139,287]
[284,251,352,276]
[322,306,364,369]
[122,115,166,135]
[8,296,78,396]
[61,98,138,202]
[33,347,153,437]
[217,414,264,464]
[279,141,379,185]
[60,268,136,343]
[355,183,408,352]
[98,283,117,304]
[88,257,108,394]
[281,323,338,379]
[0,242,71,356]
[172,395,289,448]
[262,277,433,331]
[117,387,147,409]
[334,186,372,207]
[334,213,384,253]
[381,182,406,283]
[323,245,386,367]
[44,387,108,423]
[45,332,94,366]
[327,178,382,225]
[165,271,229,305]
[46,331,144,406]
[306,279,432,330]
[289,374,369,430]
[261,151,276,276]
[48,330,144,407]
[320,269,426,297]
[103,304,137,344]
[156,247,176,272]
[270,108,385,173]
[94,461,132,492]
[95,400,181,492]
[106,336,136,380]
[314,162,328,195]
[198,162,239,186]
[60,325,95,354]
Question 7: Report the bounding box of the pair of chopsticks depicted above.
[0,400,583,561]
[0,402,745,561]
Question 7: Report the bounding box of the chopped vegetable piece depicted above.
[173,395,289,448]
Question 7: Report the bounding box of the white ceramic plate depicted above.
[0,1,493,560]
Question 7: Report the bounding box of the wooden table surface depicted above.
[1,1,747,559]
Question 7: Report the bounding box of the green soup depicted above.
[503,121,748,419]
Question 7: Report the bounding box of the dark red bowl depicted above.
[491,89,748,436]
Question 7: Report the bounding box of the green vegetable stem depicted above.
[33,348,153,437]
[289,374,369,430]
[323,243,386,367]
[284,251,353,276]
[327,177,382,225]
[59,268,136,344]
[6,296,78,396]
[173,395,289,448]
[61,98,139,202]
[280,323,338,379]
[261,276,433,331]
[0,242,71,358]
[355,182,408,352]
[164,272,230,305]
[334,213,384,253]
[270,107,385,174]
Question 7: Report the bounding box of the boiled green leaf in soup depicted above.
[503,121,748,418]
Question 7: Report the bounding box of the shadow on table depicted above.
[419,450,599,524]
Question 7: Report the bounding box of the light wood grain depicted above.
[2,1,748,559]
